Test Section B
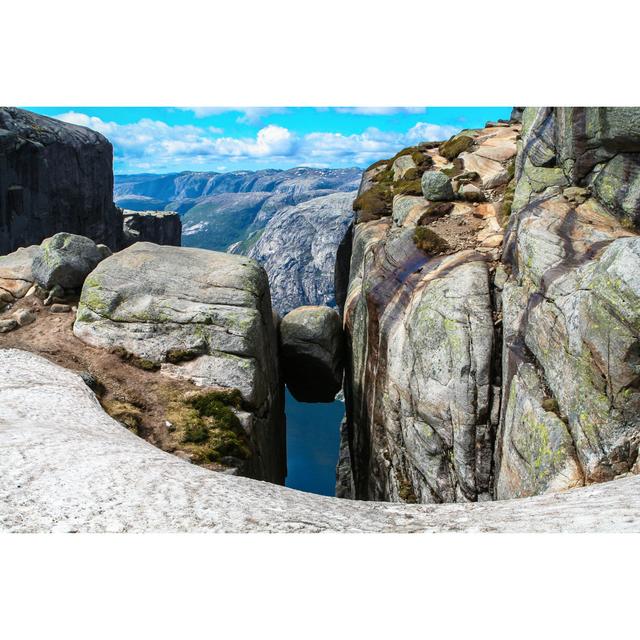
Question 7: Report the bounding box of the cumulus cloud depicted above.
[53,112,460,172]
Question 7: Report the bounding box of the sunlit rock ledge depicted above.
[1,348,639,533]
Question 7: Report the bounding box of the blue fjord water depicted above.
[284,388,344,497]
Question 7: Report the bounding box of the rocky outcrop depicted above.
[279,305,344,402]
[339,108,640,506]
[73,242,285,484]
[247,192,356,314]
[0,107,122,254]
[495,107,640,499]
[122,209,181,247]
[2,348,639,532]
[340,123,518,502]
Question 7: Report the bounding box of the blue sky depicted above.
[26,107,511,174]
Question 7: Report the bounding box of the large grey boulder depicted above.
[73,242,285,484]
[0,107,122,254]
[1,348,639,533]
[280,305,344,402]
[421,170,454,201]
[33,232,104,290]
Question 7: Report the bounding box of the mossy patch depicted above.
[394,179,423,196]
[413,227,449,254]
[166,348,201,364]
[165,388,250,464]
[418,202,454,224]
[111,346,160,371]
[102,399,142,434]
[439,134,474,160]
[499,178,516,227]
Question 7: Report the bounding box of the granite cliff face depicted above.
[246,192,355,314]
[338,108,640,505]
[0,108,123,254]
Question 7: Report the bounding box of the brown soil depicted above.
[418,207,487,254]
[0,293,228,471]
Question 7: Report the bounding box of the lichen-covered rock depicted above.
[280,305,343,402]
[73,242,285,483]
[421,171,454,201]
[0,107,122,255]
[122,209,182,247]
[496,107,640,498]
[391,154,416,180]
[343,219,496,503]
[2,348,639,533]
[32,233,104,290]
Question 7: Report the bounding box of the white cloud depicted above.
[334,107,427,115]
[52,112,460,172]
[180,107,289,124]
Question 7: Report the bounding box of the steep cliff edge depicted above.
[339,109,640,504]
[0,108,123,253]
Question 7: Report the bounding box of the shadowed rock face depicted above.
[0,108,122,254]
[73,242,285,484]
[2,348,639,532]
[122,209,181,247]
[280,305,344,402]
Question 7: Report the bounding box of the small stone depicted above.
[0,319,18,333]
[50,303,71,313]
[165,420,175,431]
[96,244,112,260]
[44,284,64,306]
[14,309,36,326]
[563,186,590,205]
[421,171,455,201]
[460,184,484,202]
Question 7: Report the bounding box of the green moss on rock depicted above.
[439,134,474,160]
[413,227,449,254]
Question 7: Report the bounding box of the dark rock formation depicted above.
[334,221,353,316]
[0,107,122,254]
[279,305,344,402]
[122,209,181,247]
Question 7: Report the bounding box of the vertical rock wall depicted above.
[0,108,122,254]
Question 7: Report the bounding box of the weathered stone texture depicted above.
[0,107,122,254]
[73,242,285,484]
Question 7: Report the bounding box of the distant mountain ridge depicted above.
[114,167,361,312]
